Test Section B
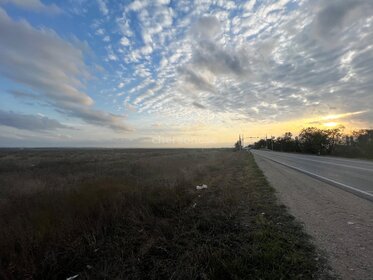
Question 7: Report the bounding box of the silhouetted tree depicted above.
[253,139,266,149]
[324,128,343,154]
[354,129,373,158]
[252,127,373,159]
[354,129,373,144]
[298,127,329,154]
[234,140,242,151]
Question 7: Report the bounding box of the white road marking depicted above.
[265,153,373,172]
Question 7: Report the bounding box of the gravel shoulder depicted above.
[253,153,373,280]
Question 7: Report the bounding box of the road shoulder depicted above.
[253,153,373,280]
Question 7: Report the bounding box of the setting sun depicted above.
[323,122,339,127]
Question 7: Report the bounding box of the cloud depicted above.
[7,89,38,100]
[191,16,221,40]
[179,67,215,93]
[0,110,71,131]
[312,0,373,42]
[0,0,61,13]
[192,102,206,109]
[126,0,148,12]
[321,111,368,121]
[58,104,132,132]
[64,104,131,131]
[113,0,372,128]
[120,36,130,46]
[0,8,131,132]
[97,0,108,16]
[192,40,248,76]
[0,8,92,106]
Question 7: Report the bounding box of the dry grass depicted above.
[0,149,333,279]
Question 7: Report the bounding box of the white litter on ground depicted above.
[196,184,208,190]
[66,274,79,280]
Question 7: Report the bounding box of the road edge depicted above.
[251,151,373,202]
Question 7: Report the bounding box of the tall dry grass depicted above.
[0,149,332,279]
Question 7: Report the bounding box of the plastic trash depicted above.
[196,184,208,190]
[66,275,79,280]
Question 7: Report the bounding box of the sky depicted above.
[0,0,372,147]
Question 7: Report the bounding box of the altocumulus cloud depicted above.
[104,0,372,125]
[0,8,131,132]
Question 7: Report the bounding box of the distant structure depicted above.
[235,134,259,150]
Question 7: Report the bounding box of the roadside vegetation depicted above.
[0,149,332,279]
[252,128,373,159]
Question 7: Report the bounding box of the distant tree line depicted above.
[252,128,373,159]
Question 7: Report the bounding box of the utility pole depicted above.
[239,135,260,149]
[265,134,268,149]
[271,135,274,150]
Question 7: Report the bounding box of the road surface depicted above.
[252,150,373,280]
[251,150,373,201]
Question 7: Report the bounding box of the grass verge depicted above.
[0,150,333,279]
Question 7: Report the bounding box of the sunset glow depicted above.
[323,122,339,127]
[0,0,372,147]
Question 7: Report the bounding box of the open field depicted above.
[0,149,333,279]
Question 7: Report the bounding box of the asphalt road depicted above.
[251,149,373,201]
[252,150,373,279]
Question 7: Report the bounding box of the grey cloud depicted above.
[190,16,248,77]
[193,40,248,76]
[58,104,132,132]
[0,0,61,13]
[191,16,221,39]
[7,89,39,100]
[179,67,215,93]
[313,0,373,42]
[0,8,92,106]
[173,16,251,103]
[0,110,71,131]
[192,102,206,109]
[0,8,131,132]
